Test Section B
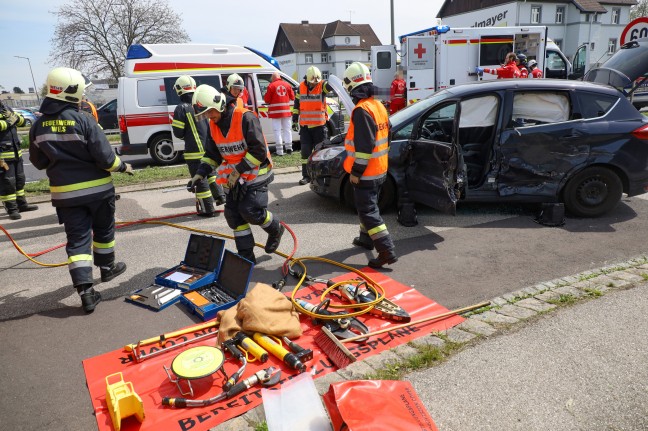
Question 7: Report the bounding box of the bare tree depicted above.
[49,0,190,81]
[631,0,648,19]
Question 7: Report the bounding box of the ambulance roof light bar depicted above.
[126,44,152,60]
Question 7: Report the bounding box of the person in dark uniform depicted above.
[342,62,397,268]
[29,67,133,313]
[171,75,225,216]
[0,100,38,219]
[188,84,284,264]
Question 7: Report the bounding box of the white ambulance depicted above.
[117,44,342,164]
[372,25,571,104]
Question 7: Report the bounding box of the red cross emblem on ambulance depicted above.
[414,43,426,59]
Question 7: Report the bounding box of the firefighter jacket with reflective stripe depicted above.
[0,108,25,161]
[343,97,390,182]
[264,79,295,118]
[29,100,127,207]
[294,81,331,127]
[200,105,273,188]
[172,97,209,161]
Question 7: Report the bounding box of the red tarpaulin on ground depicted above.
[83,269,464,431]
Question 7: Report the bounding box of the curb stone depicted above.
[213,253,648,431]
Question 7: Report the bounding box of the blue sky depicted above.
[0,0,443,92]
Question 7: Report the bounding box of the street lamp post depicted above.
[14,55,40,105]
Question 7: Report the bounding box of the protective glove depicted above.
[187,174,204,192]
[230,181,248,202]
[475,67,484,74]
[2,110,19,127]
[226,169,241,189]
[122,163,134,175]
[292,122,299,132]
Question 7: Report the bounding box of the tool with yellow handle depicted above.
[233,331,268,363]
[252,332,306,373]
[124,320,219,352]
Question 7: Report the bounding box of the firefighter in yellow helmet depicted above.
[0,99,38,219]
[188,85,284,264]
[172,75,225,216]
[292,66,335,185]
[29,67,133,313]
[222,73,251,110]
[342,62,396,268]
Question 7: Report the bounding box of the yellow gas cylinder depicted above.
[105,372,145,431]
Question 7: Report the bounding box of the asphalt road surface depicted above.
[1,171,647,430]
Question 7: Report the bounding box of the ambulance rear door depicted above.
[405,35,437,103]
[371,45,397,103]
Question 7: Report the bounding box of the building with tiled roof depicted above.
[272,20,382,81]
[438,0,636,70]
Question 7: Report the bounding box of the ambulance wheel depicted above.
[149,133,181,165]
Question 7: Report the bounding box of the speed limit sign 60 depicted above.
[620,17,648,45]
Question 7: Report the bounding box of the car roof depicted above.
[441,78,622,98]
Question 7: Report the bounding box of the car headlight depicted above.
[311,146,345,162]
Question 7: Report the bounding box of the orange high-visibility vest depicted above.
[209,107,272,186]
[298,81,326,127]
[343,97,389,181]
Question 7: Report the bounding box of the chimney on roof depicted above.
[302,20,309,25]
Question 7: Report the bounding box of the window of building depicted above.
[612,8,620,24]
[322,71,329,80]
[531,6,542,24]
[608,38,617,55]
[305,54,313,64]
[345,60,353,69]
[555,6,564,24]
[321,53,328,63]
[368,51,371,62]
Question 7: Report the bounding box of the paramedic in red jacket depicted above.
[528,59,543,78]
[389,70,406,114]
[263,72,295,156]
[476,53,521,79]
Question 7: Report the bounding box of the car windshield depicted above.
[390,90,451,128]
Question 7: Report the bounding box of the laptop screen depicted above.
[217,250,254,297]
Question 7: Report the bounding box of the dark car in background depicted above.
[97,99,118,130]
[584,38,648,109]
[308,79,648,223]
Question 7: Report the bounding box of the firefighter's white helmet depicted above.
[174,75,197,96]
[306,66,322,85]
[528,59,538,69]
[343,62,372,93]
[192,85,226,115]
[46,67,86,104]
[226,74,245,91]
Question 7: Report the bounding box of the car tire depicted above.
[23,119,33,127]
[562,166,622,217]
[342,175,396,213]
[149,133,181,165]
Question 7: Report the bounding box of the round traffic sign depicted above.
[620,17,648,45]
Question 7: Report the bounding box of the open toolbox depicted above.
[180,249,255,321]
[125,234,226,311]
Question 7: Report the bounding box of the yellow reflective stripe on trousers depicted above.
[68,254,93,269]
[0,193,16,201]
[261,210,273,228]
[196,190,212,199]
[234,223,251,237]
[93,240,115,254]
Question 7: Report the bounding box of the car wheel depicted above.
[23,119,33,127]
[149,133,181,165]
[562,166,622,217]
[342,175,396,213]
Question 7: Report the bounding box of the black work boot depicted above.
[100,262,127,282]
[17,198,39,212]
[265,224,285,254]
[298,177,310,185]
[4,201,21,219]
[76,284,102,313]
[368,249,398,269]
[352,235,374,250]
[238,249,256,264]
